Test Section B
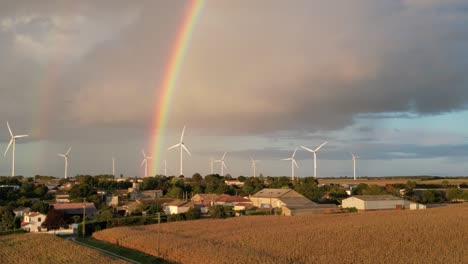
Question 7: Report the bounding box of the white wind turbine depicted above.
[4,122,29,176]
[282,147,299,180]
[250,156,260,177]
[112,157,115,176]
[350,152,359,180]
[58,147,71,179]
[4,122,29,177]
[215,152,227,176]
[301,141,327,178]
[140,150,152,177]
[168,126,191,176]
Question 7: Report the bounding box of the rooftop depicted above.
[351,195,403,201]
[52,203,96,210]
[252,188,301,198]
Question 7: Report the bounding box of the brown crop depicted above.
[93,203,468,264]
[0,233,127,264]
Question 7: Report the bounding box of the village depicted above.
[2,174,466,236]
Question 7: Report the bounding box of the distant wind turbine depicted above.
[168,126,191,176]
[350,152,359,180]
[4,122,29,176]
[112,157,115,176]
[140,150,152,177]
[282,147,299,180]
[301,141,327,178]
[58,147,71,179]
[215,152,227,176]
[250,156,260,177]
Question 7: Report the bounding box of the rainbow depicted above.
[149,0,206,175]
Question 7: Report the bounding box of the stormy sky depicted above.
[1,0,468,178]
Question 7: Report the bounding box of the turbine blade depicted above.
[58,154,66,157]
[180,126,186,142]
[222,162,227,169]
[141,149,146,157]
[221,152,227,160]
[168,143,180,150]
[314,141,328,152]
[6,122,13,137]
[282,158,291,161]
[14,135,29,138]
[182,144,191,156]
[66,147,71,155]
[293,159,299,168]
[140,159,146,167]
[146,157,153,160]
[4,139,13,156]
[301,146,314,153]
[292,147,298,158]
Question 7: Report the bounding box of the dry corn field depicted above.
[94,203,468,264]
[0,233,127,264]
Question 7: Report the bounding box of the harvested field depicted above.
[94,203,468,264]
[0,234,127,264]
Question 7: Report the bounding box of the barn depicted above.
[341,195,425,210]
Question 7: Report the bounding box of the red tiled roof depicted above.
[52,203,96,210]
[216,195,250,203]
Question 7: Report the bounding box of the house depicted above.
[341,195,426,210]
[139,190,163,199]
[251,188,336,216]
[225,179,245,187]
[21,212,46,232]
[51,203,98,221]
[191,193,220,206]
[55,194,70,203]
[215,195,251,206]
[164,200,193,215]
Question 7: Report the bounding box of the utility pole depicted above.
[157,212,161,256]
[82,198,86,237]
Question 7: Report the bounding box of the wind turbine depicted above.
[282,147,299,180]
[4,122,29,176]
[301,141,327,178]
[168,126,191,176]
[112,157,115,176]
[140,150,152,177]
[215,152,227,176]
[250,156,260,177]
[58,147,71,179]
[350,152,359,180]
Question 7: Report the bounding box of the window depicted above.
[38,218,41,222]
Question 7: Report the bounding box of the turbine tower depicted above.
[168,126,191,176]
[215,152,227,176]
[58,148,71,179]
[351,152,359,180]
[4,122,29,176]
[282,147,299,180]
[301,141,327,178]
[250,156,260,177]
[140,150,152,177]
[112,157,115,176]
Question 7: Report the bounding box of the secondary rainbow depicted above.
[149,0,206,175]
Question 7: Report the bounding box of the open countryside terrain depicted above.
[0,234,127,264]
[94,203,468,264]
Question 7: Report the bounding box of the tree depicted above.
[147,203,163,215]
[209,205,227,219]
[31,201,49,214]
[185,207,201,220]
[42,206,66,230]
[0,207,16,231]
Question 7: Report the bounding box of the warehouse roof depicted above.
[351,195,402,201]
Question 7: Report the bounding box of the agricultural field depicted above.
[94,203,468,264]
[0,233,127,264]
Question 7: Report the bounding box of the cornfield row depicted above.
[94,203,468,264]
[0,233,127,264]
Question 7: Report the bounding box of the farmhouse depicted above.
[341,195,426,210]
[21,212,46,232]
[250,188,336,215]
[51,202,98,219]
[165,200,193,215]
